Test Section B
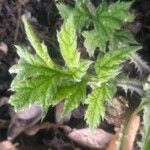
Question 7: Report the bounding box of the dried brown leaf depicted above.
[0,140,17,150]
[68,128,114,149]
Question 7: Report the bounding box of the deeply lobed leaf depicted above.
[50,78,88,114]
[63,78,87,114]
[83,1,134,55]
[85,84,114,129]
[10,16,90,114]
[9,45,71,112]
[22,16,55,69]
[9,0,141,130]
[57,15,79,70]
[110,30,138,49]
[95,46,141,82]
[57,15,92,80]
[56,3,72,20]
[57,0,95,31]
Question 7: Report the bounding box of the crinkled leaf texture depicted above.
[110,30,138,49]
[57,0,136,57]
[57,0,95,31]
[55,0,140,129]
[95,46,141,82]
[52,78,88,115]
[82,1,134,55]
[10,45,70,112]
[9,16,90,114]
[84,45,140,128]
[57,15,92,80]
[85,84,113,129]
[10,0,140,129]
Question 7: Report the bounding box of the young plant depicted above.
[9,0,141,129]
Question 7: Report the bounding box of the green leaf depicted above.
[9,45,71,112]
[72,59,92,81]
[10,76,61,112]
[95,1,133,29]
[83,30,106,56]
[73,0,95,31]
[22,16,55,69]
[110,30,138,49]
[51,78,88,114]
[9,18,73,112]
[57,0,94,31]
[85,84,112,129]
[57,15,79,70]
[10,15,91,116]
[63,79,87,114]
[95,46,141,82]
[56,3,72,20]
[9,0,141,131]
[57,15,92,80]
[83,1,134,55]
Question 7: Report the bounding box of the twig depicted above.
[24,122,72,136]
[14,4,21,42]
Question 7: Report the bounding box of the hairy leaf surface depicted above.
[117,78,144,96]
[50,78,87,115]
[10,45,71,112]
[110,30,138,49]
[57,3,72,20]
[85,84,113,129]
[130,53,150,75]
[10,15,90,115]
[63,79,87,114]
[57,15,79,68]
[9,1,141,130]
[10,17,73,112]
[22,16,55,69]
[57,0,95,31]
[95,46,141,82]
[83,1,133,55]
[57,15,91,80]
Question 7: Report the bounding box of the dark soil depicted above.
[0,0,150,149]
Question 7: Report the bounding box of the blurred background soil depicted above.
[0,0,150,149]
